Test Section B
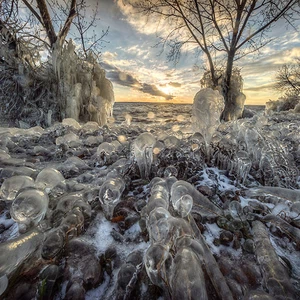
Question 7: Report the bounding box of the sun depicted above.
[159,84,174,95]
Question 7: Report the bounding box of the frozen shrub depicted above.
[266,94,300,114]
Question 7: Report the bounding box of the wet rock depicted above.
[219,230,234,245]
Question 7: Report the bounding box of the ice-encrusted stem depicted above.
[246,186,300,203]
[261,214,300,247]
[183,216,234,300]
[252,220,296,299]
[0,228,45,296]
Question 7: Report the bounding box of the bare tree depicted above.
[124,0,300,120]
[275,59,300,95]
[0,0,114,126]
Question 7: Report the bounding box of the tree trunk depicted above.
[221,51,235,121]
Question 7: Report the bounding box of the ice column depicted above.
[132,132,156,179]
[192,88,224,157]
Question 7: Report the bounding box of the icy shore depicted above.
[0,107,299,299]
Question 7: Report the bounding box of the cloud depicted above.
[169,81,182,88]
[101,61,173,100]
[244,83,275,92]
[140,83,174,100]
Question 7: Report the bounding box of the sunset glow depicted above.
[93,0,300,105]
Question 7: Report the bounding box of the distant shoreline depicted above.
[114,102,265,108]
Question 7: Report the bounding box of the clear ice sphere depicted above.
[10,188,49,228]
[99,177,125,219]
[133,132,156,179]
[0,175,35,201]
[173,194,193,218]
[35,168,65,191]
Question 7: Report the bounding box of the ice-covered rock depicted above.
[62,118,81,130]
[55,132,81,148]
[0,175,35,201]
[99,176,125,219]
[10,188,49,231]
[35,168,65,191]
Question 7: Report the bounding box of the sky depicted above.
[85,0,300,105]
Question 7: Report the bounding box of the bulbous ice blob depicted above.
[62,118,81,130]
[148,207,171,228]
[56,193,82,213]
[170,180,193,207]
[96,142,116,161]
[0,175,35,201]
[42,228,66,259]
[55,132,81,148]
[35,168,65,191]
[0,149,10,161]
[149,217,171,244]
[173,194,193,218]
[144,243,173,288]
[164,165,178,178]
[99,177,125,219]
[81,121,100,134]
[163,135,180,149]
[133,132,156,179]
[10,188,49,229]
[151,181,169,201]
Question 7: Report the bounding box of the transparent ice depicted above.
[96,142,116,163]
[55,132,81,148]
[173,194,193,218]
[132,132,156,179]
[35,168,65,191]
[144,243,173,289]
[0,175,35,201]
[62,118,81,130]
[171,247,208,300]
[10,188,49,230]
[0,228,44,296]
[192,88,224,152]
[99,176,125,219]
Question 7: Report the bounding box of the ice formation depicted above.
[99,177,125,219]
[52,40,115,126]
[0,103,300,299]
[192,88,224,153]
[132,132,157,179]
[35,168,65,191]
[0,175,35,200]
[10,188,49,231]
